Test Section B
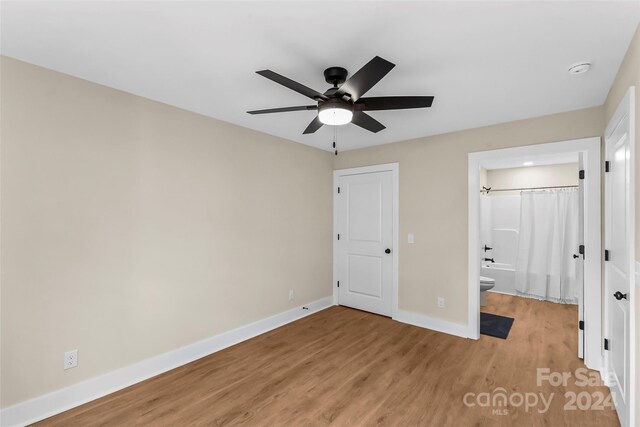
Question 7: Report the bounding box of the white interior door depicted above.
[604,87,635,427]
[577,153,585,359]
[336,169,394,316]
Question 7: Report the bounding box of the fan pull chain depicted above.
[333,126,338,156]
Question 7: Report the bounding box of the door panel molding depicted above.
[333,163,399,317]
[347,254,383,298]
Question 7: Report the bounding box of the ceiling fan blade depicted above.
[351,111,386,133]
[247,105,318,115]
[256,70,327,101]
[303,116,324,134]
[335,56,395,102]
[355,96,434,111]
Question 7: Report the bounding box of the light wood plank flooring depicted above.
[35,293,618,426]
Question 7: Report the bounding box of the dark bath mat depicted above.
[480,312,514,340]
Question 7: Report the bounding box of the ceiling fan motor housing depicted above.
[319,98,354,112]
[324,67,348,86]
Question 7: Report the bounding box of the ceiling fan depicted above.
[247,56,434,135]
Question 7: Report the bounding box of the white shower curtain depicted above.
[514,189,579,304]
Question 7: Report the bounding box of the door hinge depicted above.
[337,234,340,240]
[337,187,341,194]
[604,338,610,351]
[579,320,584,331]
[579,245,585,258]
[579,169,585,180]
[605,161,610,172]
[604,249,609,261]
[337,281,340,288]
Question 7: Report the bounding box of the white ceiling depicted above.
[2,1,639,152]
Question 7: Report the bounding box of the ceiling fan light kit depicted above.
[318,99,354,125]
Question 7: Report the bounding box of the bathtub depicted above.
[481,261,516,295]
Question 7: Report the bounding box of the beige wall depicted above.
[0,57,334,407]
[486,163,578,196]
[334,107,604,325]
[603,23,640,420]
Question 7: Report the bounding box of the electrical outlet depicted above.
[408,233,415,244]
[64,349,78,370]
[437,297,445,309]
[288,289,294,301]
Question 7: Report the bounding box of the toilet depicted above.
[480,276,495,306]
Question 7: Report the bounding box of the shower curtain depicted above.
[514,189,579,304]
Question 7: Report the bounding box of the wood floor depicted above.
[35,293,619,426]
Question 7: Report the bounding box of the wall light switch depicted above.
[408,233,415,244]
[437,297,445,309]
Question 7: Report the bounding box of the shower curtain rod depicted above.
[480,184,579,193]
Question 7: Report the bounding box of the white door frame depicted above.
[604,86,635,427]
[333,163,399,317]
[468,137,602,371]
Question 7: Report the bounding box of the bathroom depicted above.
[478,155,584,339]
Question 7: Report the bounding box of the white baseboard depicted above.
[0,296,334,427]
[488,289,516,296]
[393,309,469,339]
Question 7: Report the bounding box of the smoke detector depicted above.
[568,62,591,75]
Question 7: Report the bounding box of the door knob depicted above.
[614,291,628,301]
[573,254,579,259]
[385,248,391,254]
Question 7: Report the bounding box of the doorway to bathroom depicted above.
[468,138,602,372]
[480,160,584,348]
